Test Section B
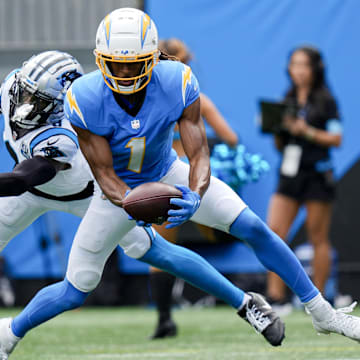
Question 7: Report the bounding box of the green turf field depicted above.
[2,306,359,360]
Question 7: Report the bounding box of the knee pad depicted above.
[0,197,27,226]
[119,226,153,259]
[67,267,102,293]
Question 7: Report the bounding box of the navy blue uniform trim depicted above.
[29,180,94,201]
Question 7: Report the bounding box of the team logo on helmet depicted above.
[141,14,151,49]
[103,14,112,48]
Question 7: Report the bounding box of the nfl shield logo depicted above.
[131,119,140,130]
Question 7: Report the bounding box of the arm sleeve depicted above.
[0,156,57,196]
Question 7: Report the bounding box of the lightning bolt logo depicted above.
[104,14,111,48]
[141,14,151,48]
[66,89,87,128]
[182,65,192,106]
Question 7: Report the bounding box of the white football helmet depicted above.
[94,8,159,94]
[9,51,83,138]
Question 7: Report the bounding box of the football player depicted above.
[0,50,155,258]
[0,51,93,249]
[0,49,284,358]
[1,8,359,359]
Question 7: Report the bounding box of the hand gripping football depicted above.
[123,182,182,224]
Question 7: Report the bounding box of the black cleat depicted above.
[149,319,177,340]
[238,292,285,346]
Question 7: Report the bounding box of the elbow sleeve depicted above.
[0,156,57,196]
[0,175,28,196]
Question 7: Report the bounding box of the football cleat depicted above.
[0,318,20,360]
[149,319,177,340]
[238,292,285,346]
[309,300,360,342]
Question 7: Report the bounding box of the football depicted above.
[123,182,182,224]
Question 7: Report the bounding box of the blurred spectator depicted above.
[150,38,239,339]
[0,257,14,307]
[266,46,342,310]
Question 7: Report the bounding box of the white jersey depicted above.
[1,71,93,197]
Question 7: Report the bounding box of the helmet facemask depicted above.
[9,75,60,139]
[94,50,159,95]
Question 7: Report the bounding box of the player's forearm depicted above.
[93,167,129,206]
[0,174,28,196]
[0,156,58,197]
[188,152,211,198]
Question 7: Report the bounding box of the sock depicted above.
[304,293,332,321]
[238,293,252,311]
[230,207,319,303]
[305,293,325,311]
[140,230,245,309]
[4,318,20,348]
[11,279,88,337]
[150,271,176,323]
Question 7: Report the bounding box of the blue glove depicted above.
[124,190,151,227]
[166,184,201,229]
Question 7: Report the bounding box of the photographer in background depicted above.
[267,46,342,310]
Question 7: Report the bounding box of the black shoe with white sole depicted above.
[238,292,285,346]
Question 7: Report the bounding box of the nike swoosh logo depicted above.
[47,138,59,146]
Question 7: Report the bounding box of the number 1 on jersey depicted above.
[126,137,146,173]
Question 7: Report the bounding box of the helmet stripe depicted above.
[141,14,151,48]
[33,57,72,81]
[48,60,75,77]
[30,53,67,80]
[33,51,69,78]
[103,14,111,48]
[27,53,55,78]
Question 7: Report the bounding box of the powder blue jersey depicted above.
[65,60,199,188]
